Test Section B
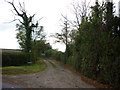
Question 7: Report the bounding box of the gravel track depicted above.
[2,60,95,88]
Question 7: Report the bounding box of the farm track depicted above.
[2,60,95,88]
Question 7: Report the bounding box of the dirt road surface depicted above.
[2,60,95,88]
[2,82,21,88]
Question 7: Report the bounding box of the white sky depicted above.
[0,0,119,52]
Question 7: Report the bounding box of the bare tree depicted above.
[51,15,70,63]
[65,0,91,29]
[55,15,70,47]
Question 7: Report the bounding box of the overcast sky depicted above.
[0,0,119,52]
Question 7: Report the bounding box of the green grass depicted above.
[1,60,47,75]
[48,60,56,68]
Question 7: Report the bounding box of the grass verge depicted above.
[1,60,47,75]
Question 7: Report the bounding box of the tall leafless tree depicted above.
[70,0,91,29]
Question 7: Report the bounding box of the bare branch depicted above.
[18,1,26,13]
[7,1,22,17]
[38,17,43,22]
[4,19,23,24]
[11,10,17,16]
[69,0,91,29]
[61,14,75,27]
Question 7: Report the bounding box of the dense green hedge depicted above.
[51,2,120,88]
[2,50,28,66]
